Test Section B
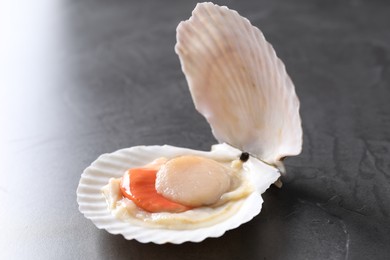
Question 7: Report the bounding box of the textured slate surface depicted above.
[1,0,389,259]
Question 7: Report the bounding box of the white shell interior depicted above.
[176,3,302,164]
[77,144,280,244]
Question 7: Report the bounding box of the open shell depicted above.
[77,2,302,244]
[77,144,279,244]
[175,2,302,165]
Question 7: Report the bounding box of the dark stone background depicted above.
[1,0,389,259]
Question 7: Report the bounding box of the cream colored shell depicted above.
[77,144,280,243]
[175,2,302,165]
[77,2,303,244]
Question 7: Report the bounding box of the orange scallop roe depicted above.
[120,167,191,213]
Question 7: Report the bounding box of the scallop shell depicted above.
[77,144,279,244]
[175,2,302,165]
[77,2,303,244]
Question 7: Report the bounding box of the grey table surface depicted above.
[1,0,390,259]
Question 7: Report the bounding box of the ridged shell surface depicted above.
[176,3,302,164]
[77,144,280,244]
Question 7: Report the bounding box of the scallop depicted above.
[155,155,233,207]
[77,2,302,244]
